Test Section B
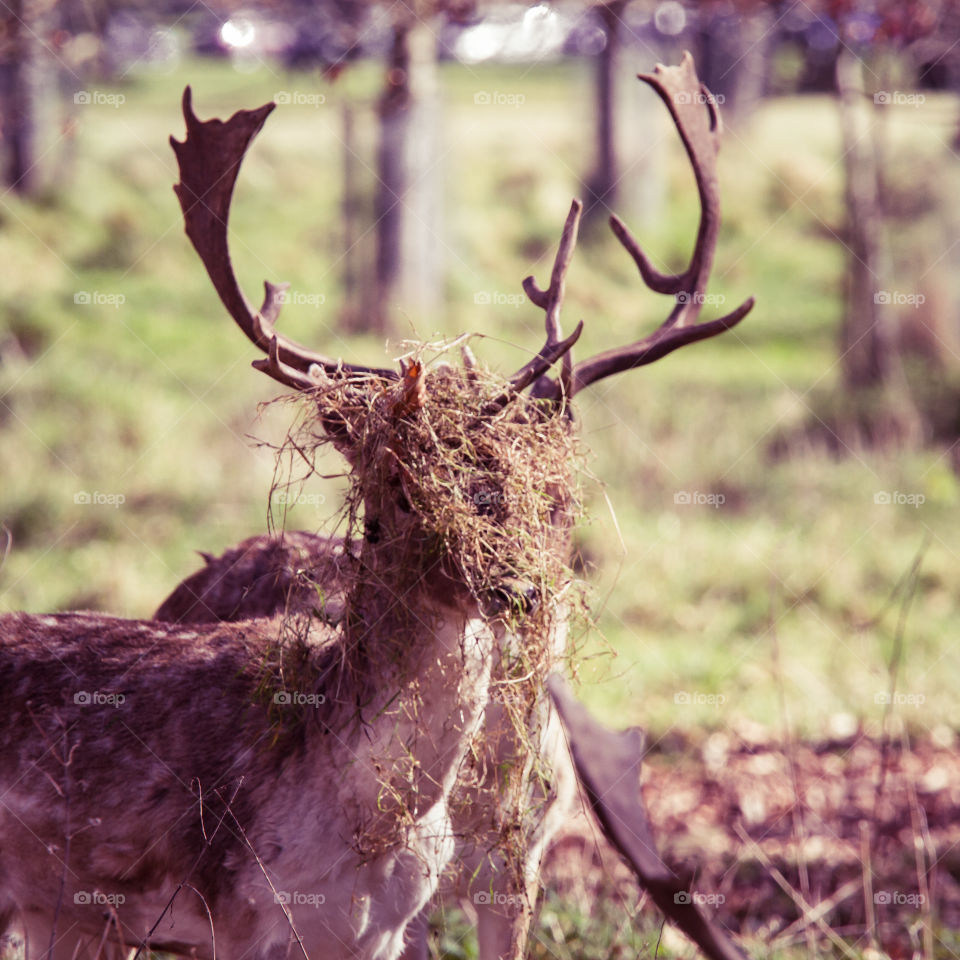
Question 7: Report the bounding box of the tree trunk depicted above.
[835,48,891,391]
[834,49,922,446]
[373,23,410,333]
[694,6,773,118]
[583,2,663,235]
[400,23,442,326]
[0,0,39,195]
[372,19,441,334]
[583,1,626,224]
[340,102,366,332]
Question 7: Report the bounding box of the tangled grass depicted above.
[261,345,589,892]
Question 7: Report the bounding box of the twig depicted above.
[47,722,79,960]
[733,823,861,960]
[775,877,862,944]
[869,536,928,902]
[859,820,877,948]
[100,903,128,960]
[768,579,815,960]
[901,727,935,960]
[223,807,310,960]
[183,883,218,960]
[850,536,929,956]
[133,778,244,960]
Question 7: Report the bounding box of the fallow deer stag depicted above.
[154,529,583,960]
[0,53,752,960]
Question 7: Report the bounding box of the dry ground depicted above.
[543,731,959,958]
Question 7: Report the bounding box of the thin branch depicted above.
[224,807,310,960]
[182,884,218,960]
[768,582,815,960]
[733,823,861,960]
[774,877,863,946]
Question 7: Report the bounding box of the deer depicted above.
[0,53,752,960]
[152,528,584,960]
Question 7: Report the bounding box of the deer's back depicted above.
[1,614,330,921]
[154,533,346,624]
[0,611,343,783]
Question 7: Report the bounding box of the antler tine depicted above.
[563,52,754,398]
[484,320,583,416]
[253,335,328,391]
[171,87,395,389]
[509,198,583,400]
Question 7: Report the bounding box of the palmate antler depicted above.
[171,85,583,401]
[172,52,752,404]
[171,88,396,390]
[547,676,748,960]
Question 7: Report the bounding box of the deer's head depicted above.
[170,52,754,629]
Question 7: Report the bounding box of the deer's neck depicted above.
[346,526,474,654]
[327,538,495,821]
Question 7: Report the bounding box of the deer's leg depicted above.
[398,908,430,960]
[473,866,538,960]
[475,706,582,960]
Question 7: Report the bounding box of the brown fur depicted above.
[0,593,495,960]
[153,534,584,960]
[0,369,574,960]
[154,532,345,626]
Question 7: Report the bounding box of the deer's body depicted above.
[0,602,494,960]
[153,532,346,626]
[155,533,584,960]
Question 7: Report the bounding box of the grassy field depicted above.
[2,57,959,739]
[1,53,958,957]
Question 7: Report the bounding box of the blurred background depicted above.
[1,0,960,754]
[4,1,960,954]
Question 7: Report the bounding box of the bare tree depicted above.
[835,48,894,393]
[371,11,443,333]
[583,1,628,223]
[0,0,42,195]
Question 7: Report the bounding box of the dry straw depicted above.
[260,347,588,897]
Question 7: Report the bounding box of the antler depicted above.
[541,52,754,402]
[547,675,748,960]
[172,54,749,405]
[171,87,396,390]
[516,199,583,400]
[483,199,584,414]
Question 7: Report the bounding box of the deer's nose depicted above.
[482,578,540,618]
